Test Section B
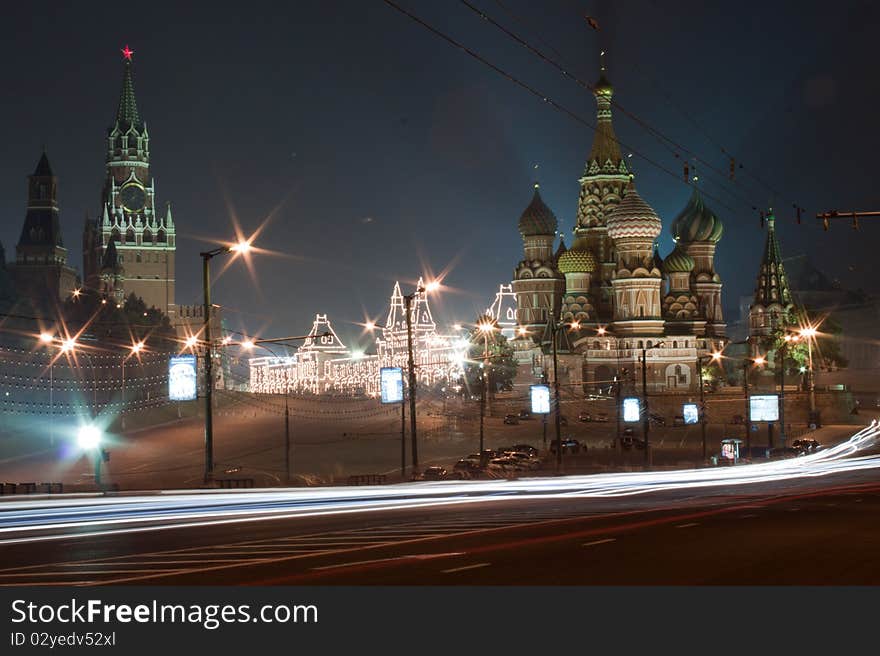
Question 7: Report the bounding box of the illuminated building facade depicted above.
[248,281,467,396]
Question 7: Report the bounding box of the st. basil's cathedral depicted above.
[510,66,727,393]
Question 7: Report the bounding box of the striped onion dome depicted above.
[606,183,662,240]
[557,235,598,274]
[671,187,723,243]
[662,246,695,274]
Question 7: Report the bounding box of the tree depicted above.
[61,290,177,350]
[767,307,848,375]
[459,317,518,394]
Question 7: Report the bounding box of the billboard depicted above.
[683,403,699,425]
[750,394,780,422]
[168,355,197,401]
[380,367,404,404]
[622,397,641,423]
[530,384,551,414]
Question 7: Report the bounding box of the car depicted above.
[453,459,483,477]
[593,413,609,423]
[792,439,820,454]
[518,409,533,420]
[503,414,520,425]
[549,438,581,454]
[620,435,646,450]
[506,452,542,470]
[649,413,666,426]
[488,457,527,472]
[511,444,539,457]
[578,411,592,423]
[421,465,448,480]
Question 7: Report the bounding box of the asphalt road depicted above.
[1,463,878,585]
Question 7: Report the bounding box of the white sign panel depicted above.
[683,403,699,425]
[749,394,780,422]
[622,397,641,423]
[380,367,404,404]
[530,385,551,414]
[169,355,197,402]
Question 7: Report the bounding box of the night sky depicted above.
[1,1,878,349]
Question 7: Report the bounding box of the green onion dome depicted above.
[662,246,695,274]
[671,187,723,243]
[557,236,598,274]
[606,183,662,241]
[517,185,558,237]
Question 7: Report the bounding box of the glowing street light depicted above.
[184,335,198,350]
[77,424,105,487]
[365,321,376,332]
[39,332,54,344]
[229,239,252,254]
[60,338,76,353]
[754,355,766,366]
[597,326,607,336]
[424,280,441,293]
[130,341,144,354]
[241,338,255,350]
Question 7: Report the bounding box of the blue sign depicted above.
[530,385,551,414]
[622,397,641,423]
[169,355,197,401]
[380,367,404,404]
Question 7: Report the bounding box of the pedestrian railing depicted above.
[346,474,387,486]
[0,482,63,495]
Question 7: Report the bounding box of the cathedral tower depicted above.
[574,58,631,320]
[512,185,565,334]
[9,151,78,304]
[83,47,176,316]
[606,182,664,336]
[749,211,794,338]
[670,187,725,335]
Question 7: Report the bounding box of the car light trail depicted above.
[0,422,878,544]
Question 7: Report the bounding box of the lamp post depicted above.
[641,342,665,467]
[547,318,579,473]
[199,240,251,485]
[800,325,818,418]
[476,319,496,457]
[401,281,438,473]
[38,332,55,445]
[696,351,722,461]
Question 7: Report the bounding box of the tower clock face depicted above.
[120,183,146,212]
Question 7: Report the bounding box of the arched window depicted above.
[143,229,153,244]
[157,229,166,243]
[672,340,678,348]
[593,341,600,350]
[638,340,644,349]
[109,229,121,243]
[125,228,135,243]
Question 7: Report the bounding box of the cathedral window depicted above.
[125,228,135,243]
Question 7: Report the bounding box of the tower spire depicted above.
[116,49,142,129]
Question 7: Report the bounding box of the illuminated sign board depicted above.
[622,397,641,423]
[749,394,780,422]
[168,355,197,401]
[380,367,404,404]
[683,403,699,425]
[530,385,551,414]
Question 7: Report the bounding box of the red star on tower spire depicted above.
[121,45,134,61]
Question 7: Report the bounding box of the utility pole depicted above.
[552,318,562,474]
[284,392,291,484]
[743,360,751,454]
[403,287,423,472]
[641,349,650,467]
[202,251,215,485]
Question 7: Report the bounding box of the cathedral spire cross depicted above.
[121,45,134,61]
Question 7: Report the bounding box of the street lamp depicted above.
[120,341,145,430]
[547,316,579,473]
[77,424,103,487]
[402,281,438,473]
[800,324,818,419]
[476,319,496,456]
[199,239,253,485]
[696,351,723,461]
[641,341,665,467]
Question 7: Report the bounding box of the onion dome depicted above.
[517,185,558,237]
[606,183,662,240]
[662,246,695,274]
[557,236,598,274]
[671,187,723,243]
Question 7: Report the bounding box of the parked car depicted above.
[488,457,527,472]
[511,444,539,457]
[421,465,448,480]
[549,438,581,454]
[507,452,542,470]
[578,411,592,423]
[593,413,609,423]
[453,459,483,477]
[518,409,533,420]
[620,435,646,450]
[792,439,821,454]
[503,414,520,425]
